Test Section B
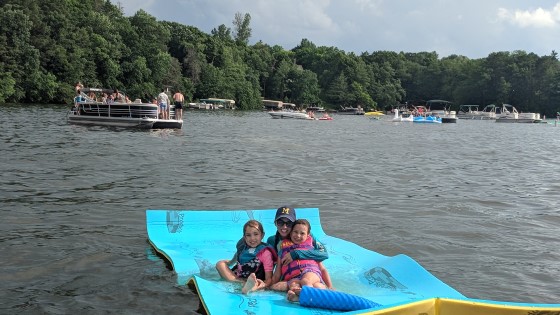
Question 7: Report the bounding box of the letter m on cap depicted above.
[282,207,290,214]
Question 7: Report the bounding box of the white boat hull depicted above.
[68,115,156,129]
[268,111,313,120]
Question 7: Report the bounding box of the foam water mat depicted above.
[146,208,560,315]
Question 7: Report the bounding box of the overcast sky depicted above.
[113,0,560,59]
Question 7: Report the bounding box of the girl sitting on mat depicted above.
[215,220,277,294]
[272,219,332,301]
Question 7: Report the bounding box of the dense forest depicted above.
[2,0,560,115]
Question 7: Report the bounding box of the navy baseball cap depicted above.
[275,206,296,222]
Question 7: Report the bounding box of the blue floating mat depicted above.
[146,208,560,315]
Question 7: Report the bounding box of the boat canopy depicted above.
[200,98,235,104]
[262,99,283,109]
[426,99,452,104]
[426,100,452,110]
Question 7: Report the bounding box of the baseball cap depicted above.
[275,206,296,222]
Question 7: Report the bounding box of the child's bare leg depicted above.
[299,272,322,288]
[215,261,239,282]
[270,281,288,291]
[312,282,327,289]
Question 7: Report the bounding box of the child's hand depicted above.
[281,253,293,265]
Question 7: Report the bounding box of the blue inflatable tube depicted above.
[299,286,382,311]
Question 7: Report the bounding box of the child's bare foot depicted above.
[287,289,299,302]
[242,273,257,294]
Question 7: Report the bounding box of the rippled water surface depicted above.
[1,104,559,314]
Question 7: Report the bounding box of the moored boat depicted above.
[338,106,365,115]
[67,88,182,129]
[494,104,542,123]
[268,110,314,120]
[305,105,326,112]
[457,105,496,120]
[425,100,457,123]
[364,111,385,120]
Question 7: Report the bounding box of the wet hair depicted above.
[243,220,265,237]
[293,219,311,234]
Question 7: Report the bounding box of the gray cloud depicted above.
[114,0,560,58]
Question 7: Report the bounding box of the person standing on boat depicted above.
[172,90,185,120]
[157,89,170,120]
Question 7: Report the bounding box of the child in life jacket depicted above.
[216,220,277,294]
[272,219,332,300]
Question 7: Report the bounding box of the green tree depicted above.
[0,72,16,103]
[324,73,349,107]
[287,68,321,106]
[233,12,251,46]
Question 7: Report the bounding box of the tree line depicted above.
[1,0,560,115]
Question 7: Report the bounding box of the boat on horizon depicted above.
[305,105,326,112]
[338,106,365,115]
[365,111,386,120]
[457,105,496,120]
[268,110,314,120]
[425,100,457,123]
[483,104,543,123]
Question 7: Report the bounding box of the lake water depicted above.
[1,104,559,314]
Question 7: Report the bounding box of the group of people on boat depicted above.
[74,82,185,121]
[152,88,185,120]
[215,206,332,302]
[74,82,130,104]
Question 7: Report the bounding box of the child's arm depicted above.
[271,256,282,284]
[260,249,275,288]
[290,234,329,262]
[263,270,274,287]
[318,262,333,289]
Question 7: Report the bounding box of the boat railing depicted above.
[78,102,158,118]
